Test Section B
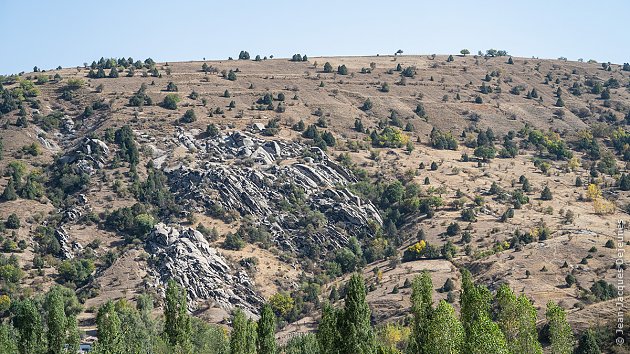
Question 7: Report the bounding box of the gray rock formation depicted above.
[166,131,381,255]
[146,223,263,315]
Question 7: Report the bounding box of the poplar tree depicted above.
[164,280,192,353]
[460,269,509,354]
[256,304,276,354]
[230,309,256,354]
[46,289,67,354]
[545,302,574,354]
[95,301,123,354]
[408,271,433,353]
[339,273,375,354]
[12,299,43,354]
[317,304,340,354]
[424,300,463,354]
[496,285,542,354]
[574,330,599,354]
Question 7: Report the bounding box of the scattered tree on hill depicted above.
[461,49,470,56]
[323,62,333,73]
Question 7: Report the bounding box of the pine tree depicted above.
[574,329,599,354]
[317,304,340,354]
[95,301,123,354]
[109,67,119,78]
[256,304,276,354]
[164,280,192,353]
[2,179,18,201]
[496,285,542,354]
[545,302,574,354]
[46,289,67,354]
[12,299,44,354]
[619,173,630,191]
[323,62,333,73]
[424,300,464,354]
[339,273,375,354]
[408,271,433,353]
[541,186,553,200]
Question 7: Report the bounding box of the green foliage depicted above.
[545,302,574,354]
[424,300,464,354]
[430,128,458,150]
[371,127,409,148]
[223,232,245,250]
[590,280,615,301]
[574,330,599,354]
[496,285,542,354]
[181,109,197,123]
[338,65,348,75]
[162,93,181,110]
[323,62,333,73]
[114,125,140,166]
[164,280,192,353]
[57,258,95,286]
[5,213,20,229]
[408,271,433,353]
[229,309,256,354]
[339,274,375,354]
[256,304,276,354]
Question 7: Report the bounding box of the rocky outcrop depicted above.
[146,223,263,315]
[166,131,381,256]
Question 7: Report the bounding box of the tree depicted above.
[507,57,514,64]
[574,330,599,354]
[447,55,454,62]
[555,97,565,107]
[475,96,483,104]
[2,179,17,201]
[229,309,256,354]
[256,304,276,354]
[496,285,542,354]
[181,109,197,123]
[408,271,433,354]
[619,173,630,191]
[46,288,67,354]
[323,62,333,73]
[5,213,20,229]
[109,67,119,78]
[95,301,123,354]
[565,274,576,287]
[238,51,250,60]
[162,94,181,110]
[166,82,178,92]
[540,186,553,200]
[339,274,375,354]
[317,304,340,354]
[361,99,373,111]
[424,300,464,354]
[545,302,574,354]
[338,65,348,75]
[460,49,470,56]
[227,70,237,81]
[12,299,44,354]
[164,280,192,353]
[460,269,509,354]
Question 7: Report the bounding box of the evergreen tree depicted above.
[545,302,574,354]
[256,304,276,354]
[96,67,106,78]
[2,179,18,201]
[109,67,119,78]
[338,65,348,75]
[323,62,333,73]
[12,299,43,354]
[619,173,630,191]
[164,280,192,353]
[46,289,67,354]
[408,271,433,354]
[574,330,599,354]
[424,300,464,354]
[541,186,553,200]
[339,274,375,354]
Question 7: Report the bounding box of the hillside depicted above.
[0,53,628,350]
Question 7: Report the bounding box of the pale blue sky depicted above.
[1,0,629,75]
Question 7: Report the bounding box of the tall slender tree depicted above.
[164,280,192,353]
[94,301,123,354]
[545,302,574,354]
[317,304,340,354]
[12,299,43,354]
[496,285,542,354]
[45,289,67,354]
[339,273,375,354]
[257,304,276,354]
[408,271,433,353]
[230,309,256,354]
[424,300,464,354]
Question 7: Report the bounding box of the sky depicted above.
[1,0,629,75]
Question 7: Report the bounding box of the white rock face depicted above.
[166,131,382,255]
[146,223,263,316]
